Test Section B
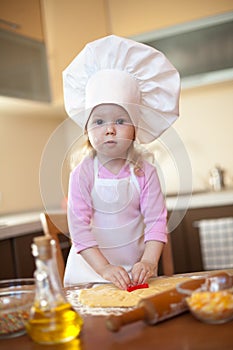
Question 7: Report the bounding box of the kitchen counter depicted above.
[0,211,43,240]
[166,188,233,211]
[0,189,233,240]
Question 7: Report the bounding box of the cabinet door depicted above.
[169,204,233,273]
[12,231,42,278]
[183,205,233,272]
[0,0,43,41]
[58,234,71,265]
[168,210,191,274]
[0,239,15,279]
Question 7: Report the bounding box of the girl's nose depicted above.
[106,123,116,135]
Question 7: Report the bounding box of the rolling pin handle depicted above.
[106,306,146,332]
[138,299,159,325]
[106,301,158,332]
[105,315,122,332]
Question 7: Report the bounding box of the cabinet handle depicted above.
[0,18,21,30]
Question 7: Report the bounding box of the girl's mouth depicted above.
[104,140,117,144]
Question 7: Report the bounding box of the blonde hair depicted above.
[68,135,154,177]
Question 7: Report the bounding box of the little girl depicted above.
[63,35,180,289]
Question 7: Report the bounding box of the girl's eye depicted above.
[95,119,104,125]
[116,118,124,125]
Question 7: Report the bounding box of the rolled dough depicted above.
[78,276,191,308]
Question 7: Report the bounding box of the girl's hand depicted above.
[131,261,158,285]
[99,264,131,290]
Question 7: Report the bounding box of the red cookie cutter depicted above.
[127,283,149,292]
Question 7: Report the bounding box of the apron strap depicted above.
[94,157,140,193]
[94,156,98,176]
[129,164,140,193]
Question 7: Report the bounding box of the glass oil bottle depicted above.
[25,236,83,344]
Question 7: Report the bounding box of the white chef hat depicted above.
[63,35,180,144]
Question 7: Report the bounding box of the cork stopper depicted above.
[32,236,54,260]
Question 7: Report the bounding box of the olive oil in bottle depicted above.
[26,236,83,344]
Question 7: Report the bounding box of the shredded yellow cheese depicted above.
[187,291,233,321]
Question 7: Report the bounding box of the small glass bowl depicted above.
[177,273,233,324]
[0,278,35,339]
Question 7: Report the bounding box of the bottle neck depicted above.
[33,249,67,309]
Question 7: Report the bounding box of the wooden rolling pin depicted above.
[106,272,231,332]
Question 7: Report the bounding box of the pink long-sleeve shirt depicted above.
[68,156,167,253]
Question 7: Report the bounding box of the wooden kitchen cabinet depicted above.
[0,0,43,41]
[0,230,71,280]
[0,1,50,103]
[0,239,15,279]
[167,210,190,274]
[107,0,233,38]
[0,231,43,280]
[12,231,43,278]
[169,204,233,274]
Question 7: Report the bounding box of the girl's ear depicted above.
[134,166,144,177]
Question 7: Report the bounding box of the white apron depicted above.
[64,158,145,286]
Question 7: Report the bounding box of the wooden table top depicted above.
[1,312,233,350]
[1,269,233,350]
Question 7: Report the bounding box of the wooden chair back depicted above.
[161,233,174,276]
[40,212,70,282]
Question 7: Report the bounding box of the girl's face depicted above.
[86,104,135,160]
